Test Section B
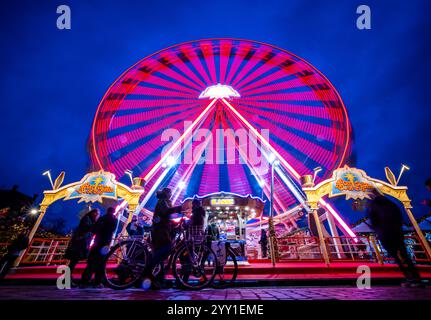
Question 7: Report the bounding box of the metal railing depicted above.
[275,235,431,264]
[324,236,379,262]
[15,234,431,266]
[20,238,70,265]
[276,236,323,260]
[376,235,430,264]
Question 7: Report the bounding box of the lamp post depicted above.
[268,153,279,266]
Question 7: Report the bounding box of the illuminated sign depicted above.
[330,166,375,200]
[65,171,117,203]
[210,198,235,206]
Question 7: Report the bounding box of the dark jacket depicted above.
[259,232,268,245]
[64,213,95,260]
[191,206,206,227]
[126,221,144,236]
[151,199,182,248]
[206,223,220,241]
[92,213,117,248]
[367,195,404,243]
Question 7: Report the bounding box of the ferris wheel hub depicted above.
[198,83,240,99]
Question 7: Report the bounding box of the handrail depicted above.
[15,234,431,266]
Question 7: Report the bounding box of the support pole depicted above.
[312,209,330,266]
[269,162,278,266]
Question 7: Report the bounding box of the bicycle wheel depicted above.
[212,247,238,289]
[172,243,217,290]
[102,240,149,290]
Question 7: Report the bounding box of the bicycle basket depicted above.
[187,225,206,244]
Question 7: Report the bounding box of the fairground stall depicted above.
[182,192,265,262]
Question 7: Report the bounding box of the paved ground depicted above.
[0,285,430,300]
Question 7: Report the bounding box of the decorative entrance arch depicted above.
[15,171,145,266]
[301,165,431,265]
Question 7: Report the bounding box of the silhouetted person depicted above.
[81,207,117,288]
[206,220,220,241]
[367,189,424,287]
[126,215,144,237]
[148,188,182,288]
[190,199,206,229]
[0,230,29,280]
[65,208,99,286]
[259,229,268,258]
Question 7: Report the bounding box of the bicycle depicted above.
[210,241,238,288]
[102,218,218,290]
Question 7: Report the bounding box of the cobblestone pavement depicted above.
[0,285,430,300]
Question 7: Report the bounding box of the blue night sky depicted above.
[1,0,430,230]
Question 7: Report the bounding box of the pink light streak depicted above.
[221,98,356,239]
[143,98,218,183]
[221,98,300,180]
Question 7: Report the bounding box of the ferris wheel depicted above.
[89,39,353,235]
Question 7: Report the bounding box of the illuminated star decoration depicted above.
[344,173,355,184]
[94,176,104,186]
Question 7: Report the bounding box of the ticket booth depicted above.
[182,192,265,261]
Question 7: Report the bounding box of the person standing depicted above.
[259,229,268,258]
[81,207,117,288]
[190,199,206,230]
[367,189,424,287]
[148,188,182,288]
[206,220,220,241]
[64,208,99,285]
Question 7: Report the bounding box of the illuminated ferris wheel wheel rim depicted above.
[90,38,351,188]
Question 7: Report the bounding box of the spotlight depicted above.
[166,156,176,167]
[178,181,186,190]
[30,208,38,215]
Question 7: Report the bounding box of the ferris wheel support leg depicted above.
[313,209,330,266]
